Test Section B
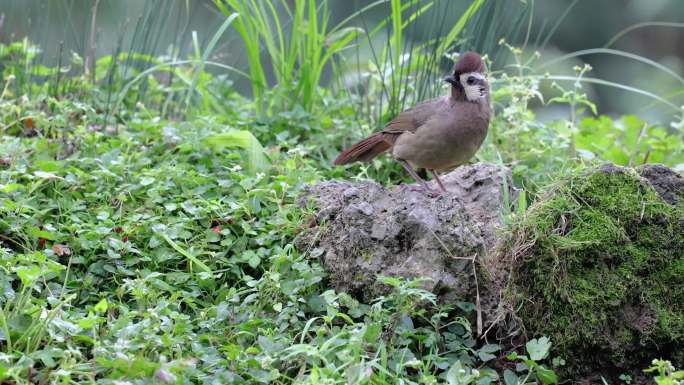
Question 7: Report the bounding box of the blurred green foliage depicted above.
[576,115,684,170]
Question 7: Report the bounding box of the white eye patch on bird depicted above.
[459,72,487,101]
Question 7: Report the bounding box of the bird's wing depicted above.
[381,97,448,142]
[333,97,449,165]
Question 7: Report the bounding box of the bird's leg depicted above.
[430,169,448,193]
[430,169,469,215]
[434,168,468,214]
[398,160,439,196]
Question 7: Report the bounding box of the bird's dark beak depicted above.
[443,75,458,86]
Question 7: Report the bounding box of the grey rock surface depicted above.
[297,163,516,309]
[637,164,684,205]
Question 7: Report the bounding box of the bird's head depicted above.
[443,52,488,102]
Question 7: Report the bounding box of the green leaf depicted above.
[480,344,501,353]
[16,265,42,286]
[478,351,497,362]
[140,176,155,186]
[0,363,8,380]
[446,361,477,385]
[524,359,538,368]
[94,298,108,313]
[34,348,65,368]
[34,160,63,172]
[28,227,57,241]
[223,344,241,360]
[0,183,23,193]
[203,130,270,174]
[476,370,498,385]
[457,302,476,313]
[535,366,558,385]
[654,378,674,385]
[247,253,261,268]
[79,312,97,330]
[503,369,518,385]
[363,322,381,343]
[33,171,62,180]
[526,337,552,361]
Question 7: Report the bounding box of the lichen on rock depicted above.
[508,163,684,376]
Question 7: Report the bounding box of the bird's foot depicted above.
[400,184,442,198]
[423,188,443,198]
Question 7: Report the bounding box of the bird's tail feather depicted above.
[333,133,392,165]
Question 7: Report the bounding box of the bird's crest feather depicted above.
[452,52,485,76]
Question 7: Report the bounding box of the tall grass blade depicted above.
[542,75,682,112]
[540,0,578,49]
[183,12,238,110]
[604,21,684,48]
[215,0,268,111]
[435,0,485,57]
[540,48,684,86]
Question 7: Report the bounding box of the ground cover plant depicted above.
[0,0,683,384]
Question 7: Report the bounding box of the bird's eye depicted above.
[466,76,475,85]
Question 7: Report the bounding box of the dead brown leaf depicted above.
[52,244,71,256]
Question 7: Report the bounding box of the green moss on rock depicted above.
[512,164,684,375]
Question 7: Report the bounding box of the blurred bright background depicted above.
[1,0,682,122]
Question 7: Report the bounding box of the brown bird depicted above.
[334,52,491,196]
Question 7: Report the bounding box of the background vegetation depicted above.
[0,0,682,384]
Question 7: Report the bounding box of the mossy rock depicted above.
[510,164,684,376]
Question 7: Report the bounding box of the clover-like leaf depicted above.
[526,337,552,361]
